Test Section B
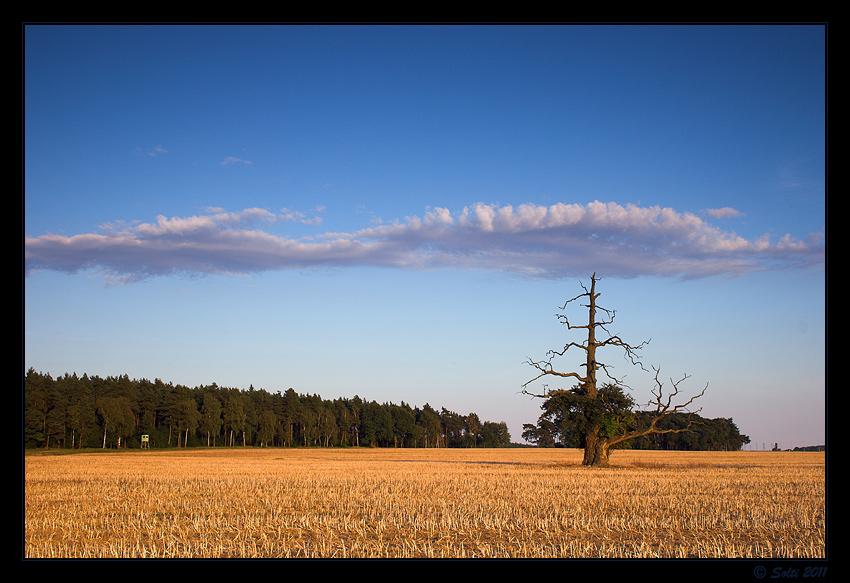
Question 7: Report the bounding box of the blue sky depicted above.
[24,24,826,449]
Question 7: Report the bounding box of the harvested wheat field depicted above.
[24,447,825,559]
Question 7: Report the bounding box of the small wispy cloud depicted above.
[135,145,169,157]
[280,206,324,226]
[221,156,252,166]
[25,202,824,285]
[704,207,744,219]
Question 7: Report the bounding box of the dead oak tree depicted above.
[522,273,707,467]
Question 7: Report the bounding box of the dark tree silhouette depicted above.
[522,273,706,466]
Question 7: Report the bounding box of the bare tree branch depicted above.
[606,367,708,448]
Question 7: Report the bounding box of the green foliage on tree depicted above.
[523,401,750,451]
[535,383,636,446]
[480,421,512,448]
[200,392,223,447]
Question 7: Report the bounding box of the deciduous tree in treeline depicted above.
[96,396,134,449]
[223,392,247,447]
[200,392,223,447]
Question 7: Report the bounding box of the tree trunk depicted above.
[583,428,611,467]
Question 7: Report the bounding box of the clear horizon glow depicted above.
[24,24,826,450]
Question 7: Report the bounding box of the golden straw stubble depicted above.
[25,447,825,558]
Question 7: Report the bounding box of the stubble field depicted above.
[24,447,825,559]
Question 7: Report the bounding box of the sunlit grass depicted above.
[25,448,825,558]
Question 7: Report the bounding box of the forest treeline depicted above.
[24,369,512,450]
[522,410,751,451]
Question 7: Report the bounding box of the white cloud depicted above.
[704,207,744,219]
[25,202,825,285]
[279,206,324,226]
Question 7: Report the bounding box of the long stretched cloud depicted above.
[24,202,824,284]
